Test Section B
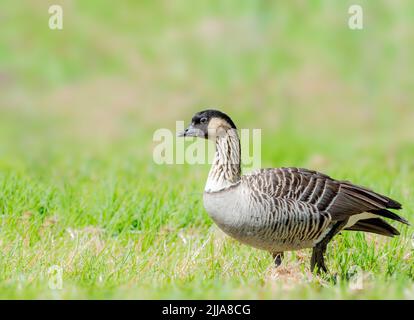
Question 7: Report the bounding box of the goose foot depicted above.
[272,252,284,267]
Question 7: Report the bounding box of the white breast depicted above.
[203,187,244,232]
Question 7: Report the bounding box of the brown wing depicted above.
[244,167,408,225]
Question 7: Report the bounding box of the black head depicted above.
[178,109,237,139]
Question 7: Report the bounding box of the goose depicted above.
[178,109,409,273]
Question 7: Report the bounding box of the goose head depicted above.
[178,109,237,140]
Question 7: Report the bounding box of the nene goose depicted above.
[178,109,409,273]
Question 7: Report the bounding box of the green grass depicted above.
[0,1,413,299]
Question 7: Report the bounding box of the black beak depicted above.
[177,124,203,137]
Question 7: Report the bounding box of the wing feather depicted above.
[243,167,407,225]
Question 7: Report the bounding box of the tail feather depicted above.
[345,218,400,237]
[341,182,402,210]
[369,208,410,225]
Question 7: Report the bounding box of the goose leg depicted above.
[310,221,347,274]
[272,252,284,267]
[311,244,328,273]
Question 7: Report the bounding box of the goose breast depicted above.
[203,180,333,252]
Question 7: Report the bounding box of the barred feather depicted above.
[200,112,408,254]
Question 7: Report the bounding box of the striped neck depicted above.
[205,128,241,192]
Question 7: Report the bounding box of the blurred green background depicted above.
[0,0,413,299]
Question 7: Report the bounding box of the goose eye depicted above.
[200,117,208,124]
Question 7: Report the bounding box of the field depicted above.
[0,1,413,299]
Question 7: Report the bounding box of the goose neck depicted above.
[205,129,241,192]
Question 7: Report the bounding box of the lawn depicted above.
[0,1,413,299]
